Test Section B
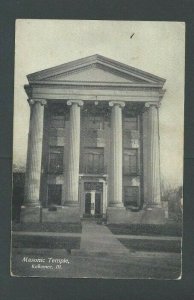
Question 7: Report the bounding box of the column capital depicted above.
[109,101,125,108]
[67,100,84,107]
[145,102,160,109]
[28,98,47,106]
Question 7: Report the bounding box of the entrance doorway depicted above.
[84,191,102,217]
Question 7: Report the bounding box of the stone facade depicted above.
[21,54,166,224]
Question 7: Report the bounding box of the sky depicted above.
[13,20,185,187]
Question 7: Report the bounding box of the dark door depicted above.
[95,192,101,215]
[85,193,91,215]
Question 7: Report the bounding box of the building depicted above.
[21,54,166,224]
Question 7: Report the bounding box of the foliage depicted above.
[161,178,183,223]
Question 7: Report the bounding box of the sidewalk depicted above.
[78,220,129,255]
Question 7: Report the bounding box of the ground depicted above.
[11,220,181,279]
[12,250,181,279]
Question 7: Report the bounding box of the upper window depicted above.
[83,148,104,174]
[88,116,104,130]
[48,146,64,174]
[123,149,138,175]
[50,115,65,129]
[124,117,137,131]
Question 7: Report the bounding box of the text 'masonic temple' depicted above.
[21,54,166,224]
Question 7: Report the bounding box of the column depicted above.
[108,101,125,207]
[65,100,83,206]
[24,99,46,206]
[146,102,161,206]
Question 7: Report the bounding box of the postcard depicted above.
[11,20,184,279]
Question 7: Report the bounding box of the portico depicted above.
[21,54,166,224]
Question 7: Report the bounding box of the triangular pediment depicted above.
[41,64,149,84]
[27,54,165,86]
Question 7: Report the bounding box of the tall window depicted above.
[124,186,139,206]
[88,116,104,130]
[84,148,104,174]
[123,149,138,175]
[124,116,137,131]
[48,146,64,174]
[47,184,62,206]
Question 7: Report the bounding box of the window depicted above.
[84,148,104,174]
[124,186,139,206]
[123,149,138,175]
[88,116,104,130]
[50,115,65,129]
[48,146,64,174]
[47,184,62,206]
[124,116,137,131]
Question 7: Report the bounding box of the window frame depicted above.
[123,148,138,175]
[123,116,138,131]
[83,147,104,174]
[48,146,64,174]
[87,115,104,130]
[50,114,65,129]
[124,186,139,207]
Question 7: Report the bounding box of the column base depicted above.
[108,202,124,208]
[106,206,166,225]
[64,201,79,207]
[140,205,165,225]
[107,207,127,224]
[42,206,80,223]
[20,206,41,223]
[20,206,81,224]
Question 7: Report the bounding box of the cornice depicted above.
[27,81,163,89]
[24,82,165,99]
